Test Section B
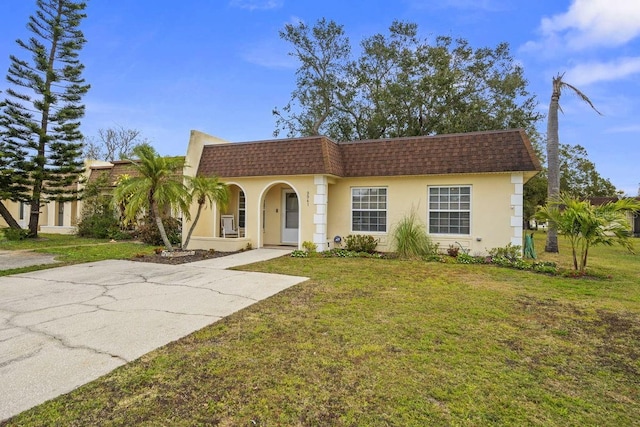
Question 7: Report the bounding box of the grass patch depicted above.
[0,234,155,276]
[4,235,640,426]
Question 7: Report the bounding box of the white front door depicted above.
[281,190,299,244]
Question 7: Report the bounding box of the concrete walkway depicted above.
[0,249,306,421]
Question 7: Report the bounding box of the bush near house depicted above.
[344,234,378,253]
[136,216,182,246]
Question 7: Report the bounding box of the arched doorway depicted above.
[259,182,300,248]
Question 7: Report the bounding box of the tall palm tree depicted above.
[114,145,190,251]
[545,72,601,253]
[183,175,230,249]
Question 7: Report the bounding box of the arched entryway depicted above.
[259,182,300,248]
[220,183,246,238]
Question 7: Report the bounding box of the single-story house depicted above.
[182,128,542,254]
[589,196,640,237]
[0,160,109,234]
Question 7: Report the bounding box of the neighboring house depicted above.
[183,129,542,254]
[589,196,640,237]
[85,158,186,222]
[0,160,109,234]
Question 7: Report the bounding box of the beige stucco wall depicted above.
[183,170,525,255]
[0,201,24,228]
[327,173,522,255]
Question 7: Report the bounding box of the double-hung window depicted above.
[429,186,471,234]
[352,187,387,232]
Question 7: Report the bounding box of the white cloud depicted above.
[565,57,640,85]
[229,0,283,11]
[539,0,640,50]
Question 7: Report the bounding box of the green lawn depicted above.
[3,234,640,426]
[0,233,155,276]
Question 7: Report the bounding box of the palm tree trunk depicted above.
[152,202,173,251]
[545,77,561,253]
[183,202,203,250]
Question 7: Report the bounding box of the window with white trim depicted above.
[428,186,471,234]
[351,187,387,232]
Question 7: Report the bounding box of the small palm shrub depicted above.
[392,211,437,258]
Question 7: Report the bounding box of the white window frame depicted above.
[428,186,471,235]
[351,187,387,233]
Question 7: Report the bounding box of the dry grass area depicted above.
[3,234,640,426]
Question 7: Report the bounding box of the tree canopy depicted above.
[274,19,541,141]
[0,0,90,236]
[560,143,618,198]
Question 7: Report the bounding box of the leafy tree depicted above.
[545,73,601,253]
[560,143,618,198]
[76,172,119,238]
[114,145,190,251]
[274,18,351,137]
[275,19,541,141]
[183,176,230,249]
[83,126,150,161]
[524,172,548,229]
[0,0,90,237]
[536,194,640,273]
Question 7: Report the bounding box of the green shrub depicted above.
[77,212,120,239]
[77,173,120,239]
[344,234,378,253]
[2,227,29,240]
[321,248,382,258]
[488,243,522,261]
[137,217,182,246]
[456,253,482,264]
[302,240,317,255]
[392,211,438,259]
[290,249,308,258]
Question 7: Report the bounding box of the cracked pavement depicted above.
[0,249,306,420]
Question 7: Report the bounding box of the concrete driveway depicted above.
[0,249,307,421]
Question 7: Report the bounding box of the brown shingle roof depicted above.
[197,129,541,178]
[197,136,345,178]
[87,161,142,187]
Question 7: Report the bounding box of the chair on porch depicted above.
[221,214,239,238]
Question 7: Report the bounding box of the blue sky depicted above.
[1,0,639,195]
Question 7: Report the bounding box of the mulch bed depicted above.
[131,249,240,265]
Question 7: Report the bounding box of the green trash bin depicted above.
[524,233,536,259]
